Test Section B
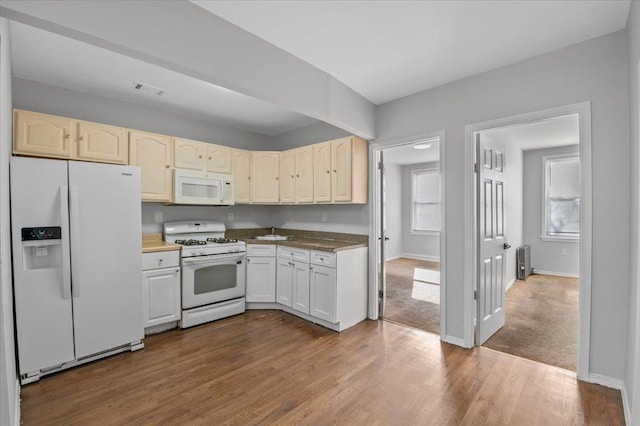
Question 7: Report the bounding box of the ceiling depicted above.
[192,0,631,105]
[384,138,440,166]
[9,21,318,136]
[481,114,579,151]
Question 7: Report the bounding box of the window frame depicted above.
[541,153,580,242]
[411,168,441,236]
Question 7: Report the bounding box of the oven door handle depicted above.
[182,254,245,265]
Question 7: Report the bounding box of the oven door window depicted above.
[194,264,237,294]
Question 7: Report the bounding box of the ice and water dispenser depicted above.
[21,226,63,270]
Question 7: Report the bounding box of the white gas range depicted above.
[164,220,246,328]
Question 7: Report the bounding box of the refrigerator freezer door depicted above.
[10,157,75,375]
[68,161,143,358]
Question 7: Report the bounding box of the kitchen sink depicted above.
[255,234,292,241]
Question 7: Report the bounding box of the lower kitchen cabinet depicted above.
[246,255,276,303]
[142,251,181,330]
[276,258,294,307]
[309,264,337,323]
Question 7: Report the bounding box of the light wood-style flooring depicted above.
[21,311,624,425]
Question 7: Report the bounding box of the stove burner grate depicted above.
[206,238,239,244]
[175,239,208,246]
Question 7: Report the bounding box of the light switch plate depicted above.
[561,249,568,256]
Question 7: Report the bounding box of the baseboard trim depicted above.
[441,335,467,348]
[533,270,579,278]
[585,373,629,424]
[14,378,20,426]
[401,253,440,262]
[505,277,516,292]
[385,255,403,261]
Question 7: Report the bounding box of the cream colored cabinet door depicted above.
[295,145,314,203]
[76,120,127,164]
[13,109,74,159]
[252,151,280,204]
[280,149,296,204]
[331,137,353,202]
[129,131,174,202]
[174,138,205,171]
[313,142,332,203]
[142,266,181,328]
[232,149,252,203]
[206,144,232,174]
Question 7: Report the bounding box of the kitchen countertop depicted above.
[227,228,368,253]
[142,233,181,254]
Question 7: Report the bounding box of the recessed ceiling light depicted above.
[132,82,165,96]
[413,143,432,150]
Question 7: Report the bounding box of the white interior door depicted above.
[378,151,387,317]
[476,133,508,345]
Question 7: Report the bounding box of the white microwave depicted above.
[173,169,234,205]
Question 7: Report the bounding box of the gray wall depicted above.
[376,31,630,380]
[0,17,18,426]
[12,78,272,150]
[384,164,402,259]
[523,146,580,276]
[401,162,439,260]
[271,204,369,235]
[626,0,640,421]
[269,121,350,151]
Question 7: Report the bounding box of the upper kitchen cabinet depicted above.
[128,130,174,202]
[206,144,232,174]
[174,138,205,171]
[252,151,280,204]
[282,146,314,204]
[175,138,232,174]
[314,136,368,204]
[232,148,252,204]
[14,109,127,164]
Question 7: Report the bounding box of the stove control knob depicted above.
[190,250,197,256]
[199,250,205,255]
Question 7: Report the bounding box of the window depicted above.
[543,155,580,240]
[412,169,440,234]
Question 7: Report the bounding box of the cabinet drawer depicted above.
[247,244,276,257]
[277,246,310,263]
[142,250,180,270]
[310,250,336,268]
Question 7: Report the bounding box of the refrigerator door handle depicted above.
[69,185,81,298]
[59,186,71,300]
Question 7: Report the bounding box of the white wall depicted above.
[376,31,630,380]
[523,146,580,276]
[401,162,440,260]
[383,164,402,259]
[626,0,640,422]
[12,78,272,150]
[0,17,18,426]
[505,139,524,286]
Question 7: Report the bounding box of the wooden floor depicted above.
[21,311,624,425]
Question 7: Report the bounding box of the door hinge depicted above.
[474,290,477,300]
[474,163,479,173]
[378,290,384,298]
[378,162,383,171]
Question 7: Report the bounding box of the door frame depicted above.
[368,130,447,338]
[463,102,592,380]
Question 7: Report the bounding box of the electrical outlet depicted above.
[154,211,163,223]
[228,212,234,222]
[321,212,327,222]
[561,249,568,256]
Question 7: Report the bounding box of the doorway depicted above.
[369,132,446,336]
[465,103,591,378]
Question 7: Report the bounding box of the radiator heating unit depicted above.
[517,245,532,280]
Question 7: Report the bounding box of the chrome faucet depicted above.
[271,226,275,235]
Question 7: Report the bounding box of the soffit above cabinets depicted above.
[192,1,631,105]
[9,20,318,137]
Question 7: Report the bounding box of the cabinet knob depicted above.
[275,176,279,180]
[64,134,71,139]
[247,258,250,263]
[296,174,300,178]
[209,156,212,160]
[166,165,170,169]
[248,176,251,181]
[78,136,85,141]
[310,266,313,271]
[159,258,164,263]
[333,169,337,173]
[199,155,203,158]
[326,170,330,174]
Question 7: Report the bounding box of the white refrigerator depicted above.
[11,157,144,384]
